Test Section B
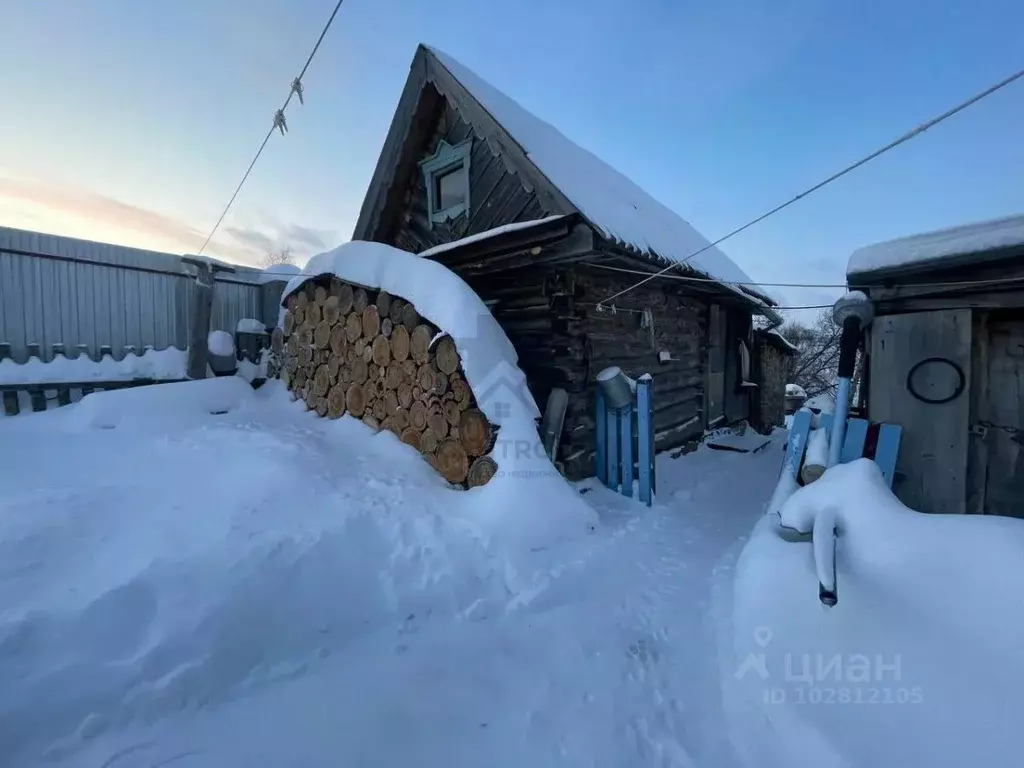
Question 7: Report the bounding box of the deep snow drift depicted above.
[726,459,1024,768]
[0,378,778,767]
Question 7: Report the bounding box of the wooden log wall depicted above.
[753,339,787,432]
[553,268,709,479]
[270,277,499,489]
[386,99,550,255]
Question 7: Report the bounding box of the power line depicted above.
[197,0,347,256]
[598,65,1024,309]
[589,263,1024,293]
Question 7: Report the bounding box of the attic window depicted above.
[419,139,472,226]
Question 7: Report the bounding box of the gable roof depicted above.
[847,212,1024,280]
[355,45,772,307]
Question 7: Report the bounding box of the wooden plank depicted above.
[782,409,813,481]
[1,390,19,416]
[637,378,654,506]
[978,317,1024,515]
[868,309,971,512]
[840,418,870,463]
[874,424,903,488]
[966,311,990,513]
[605,406,620,491]
[619,405,634,498]
[595,388,606,483]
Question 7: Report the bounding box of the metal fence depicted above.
[0,226,289,363]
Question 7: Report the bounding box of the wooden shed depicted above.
[354,44,782,479]
[848,212,1024,515]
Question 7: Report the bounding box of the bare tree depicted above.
[262,246,294,268]
[779,310,843,398]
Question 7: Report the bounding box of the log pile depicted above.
[270,277,499,488]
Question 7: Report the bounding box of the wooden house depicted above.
[847,212,1024,515]
[354,44,782,479]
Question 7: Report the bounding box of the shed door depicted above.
[978,316,1024,515]
[706,304,726,426]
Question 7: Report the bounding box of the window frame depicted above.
[419,138,473,227]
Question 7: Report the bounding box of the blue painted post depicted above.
[874,424,903,488]
[828,377,852,467]
[595,388,607,484]
[619,405,634,498]
[840,418,870,464]
[637,376,654,506]
[606,406,620,491]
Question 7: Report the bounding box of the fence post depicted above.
[184,260,214,380]
[595,388,607,484]
[605,405,620,491]
[637,375,654,506]
[619,404,634,498]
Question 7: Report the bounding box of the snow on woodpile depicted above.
[725,459,1024,767]
[273,241,554,493]
[0,347,187,385]
[428,47,770,307]
[848,212,1024,277]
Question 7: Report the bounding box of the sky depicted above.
[1,0,1022,316]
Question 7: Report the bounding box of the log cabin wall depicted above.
[556,267,709,479]
[383,94,552,255]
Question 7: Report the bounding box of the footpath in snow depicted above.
[0,379,778,767]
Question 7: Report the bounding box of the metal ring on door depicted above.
[905,357,966,405]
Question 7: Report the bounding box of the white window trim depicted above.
[419,138,472,226]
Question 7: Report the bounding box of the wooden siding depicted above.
[868,309,972,512]
[753,338,788,432]
[384,98,551,255]
[558,268,708,479]
[967,311,1024,515]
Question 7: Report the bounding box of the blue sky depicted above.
[1,0,1021,314]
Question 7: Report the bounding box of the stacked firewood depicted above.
[269,277,498,488]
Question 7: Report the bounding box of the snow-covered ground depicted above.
[0,380,777,767]
[3,381,1022,766]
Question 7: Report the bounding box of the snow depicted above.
[418,216,567,258]
[839,289,869,304]
[785,383,807,398]
[258,263,302,284]
[0,387,784,766]
[235,318,267,334]
[5,371,1022,766]
[803,394,835,415]
[847,211,1024,277]
[428,47,772,308]
[803,426,829,469]
[0,347,187,385]
[726,459,1024,767]
[768,329,798,353]
[207,330,235,357]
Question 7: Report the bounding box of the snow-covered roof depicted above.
[418,216,568,259]
[766,328,798,353]
[425,47,772,308]
[847,212,1024,278]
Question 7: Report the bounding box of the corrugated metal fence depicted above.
[0,226,289,362]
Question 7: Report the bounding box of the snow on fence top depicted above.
[0,347,188,385]
[282,241,540,425]
[428,47,772,308]
[847,212,1024,277]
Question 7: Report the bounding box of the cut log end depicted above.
[468,455,498,488]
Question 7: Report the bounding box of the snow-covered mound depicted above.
[0,380,597,765]
[785,383,806,398]
[724,459,1024,767]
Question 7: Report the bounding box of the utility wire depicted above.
[197,0,347,256]
[589,263,1024,292]
[598,65,1024,309]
